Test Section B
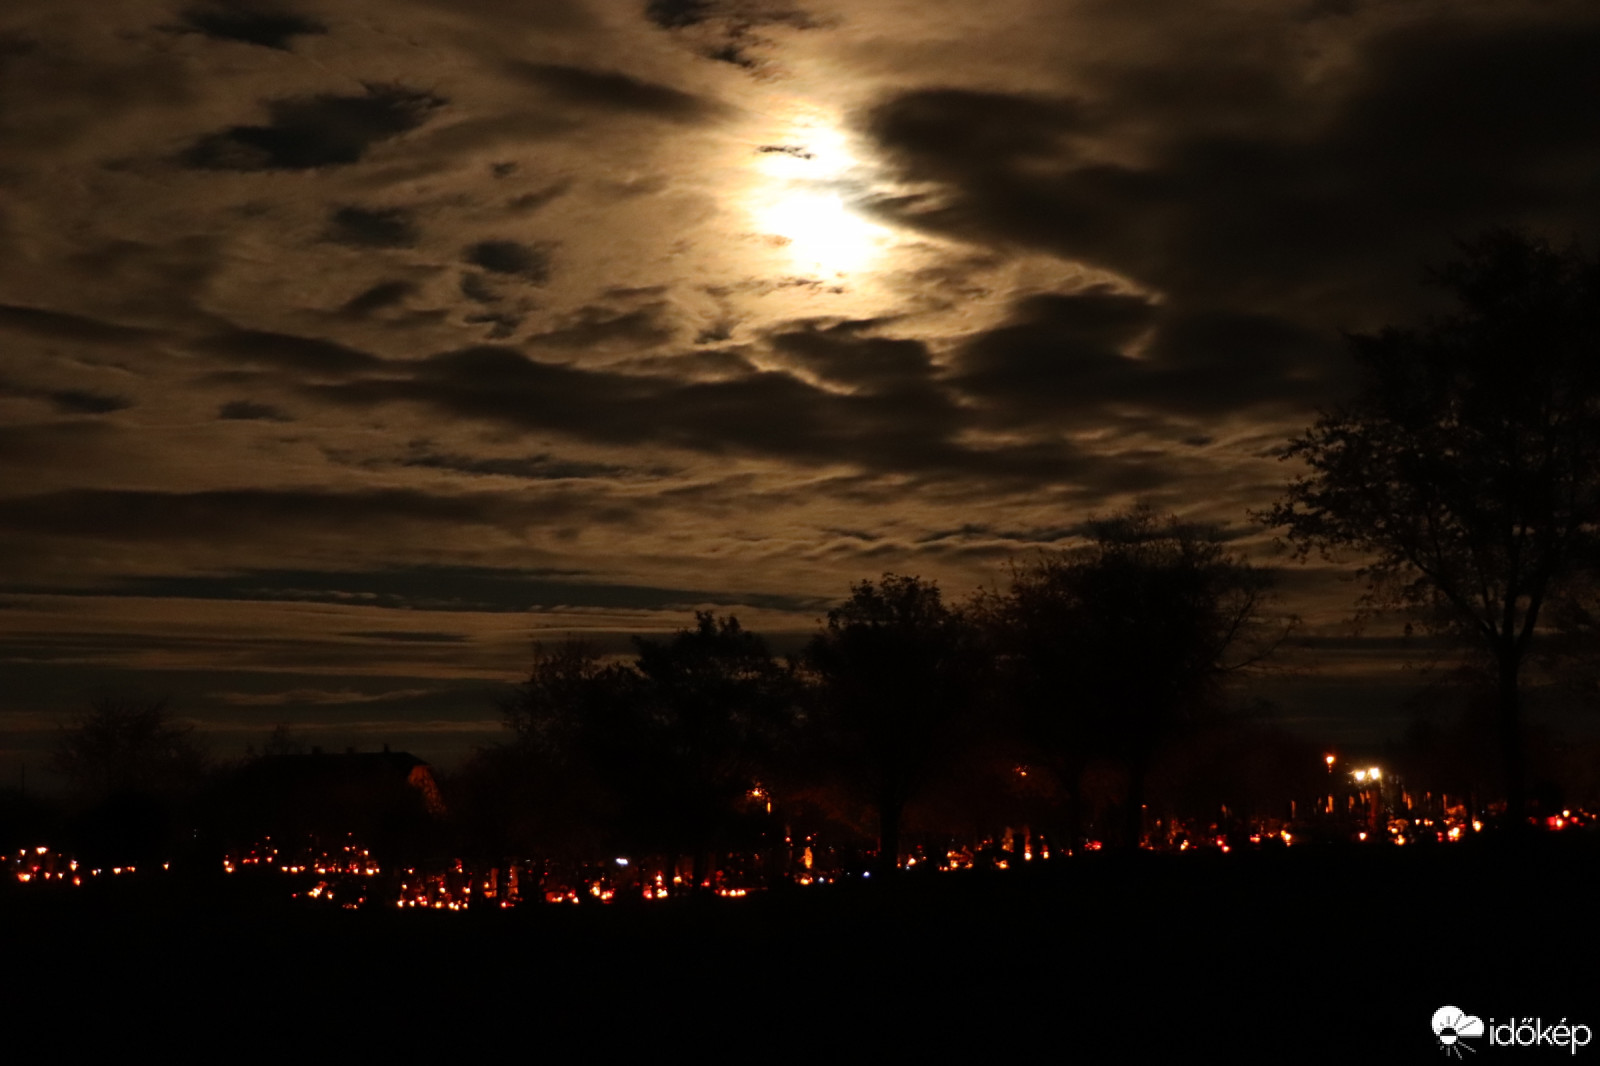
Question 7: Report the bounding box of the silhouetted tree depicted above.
[630,612,796,889]
[804,574,977,874]
[52,696,210,864]
[501,639,622,748]
[53,696,208,802]
[500,624,795,888]
[997,509,1281,849]
[1266,230,1600,827]
[492,639,638,860]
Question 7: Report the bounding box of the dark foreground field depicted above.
[6,841,1595,1058]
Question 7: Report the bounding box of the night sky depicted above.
[4,0,1598,775]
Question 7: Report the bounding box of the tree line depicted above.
[454,506,1290,879]
[11,227,1598,869]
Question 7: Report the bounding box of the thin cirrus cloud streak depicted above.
[1,0,1597,768]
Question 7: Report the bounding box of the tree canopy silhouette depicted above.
[1265,229,1600,826]
[997,508,1281,849]
[52,696,209,863]
[497,619,795,887]
[631,612,795,888]
[804,574,976,873]
[53,696,208,802]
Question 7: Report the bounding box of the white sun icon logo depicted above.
[1432,1006,1485,1058]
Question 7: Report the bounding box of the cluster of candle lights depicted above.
[9,755,1588,906]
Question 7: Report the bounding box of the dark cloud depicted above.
[822,527,881,543]
[869,89,1092,166]
[0,488,518,543]
[865,17,1600,314]
[339,281,415,317]
[620,347,756,379]
[175,6,327,51]
[953,288,1339,424]
[323,206,419,249]
[768,319,939,390]
[311,343,961,468]
[0,304,155,346]
[302,342,1165,488]
[464,240,552,282]
[218,400,293,421]
[526,303,675,349]
[397,448,632,481]
[506,180,571,214]
[643,0,819,70]
[193,329,384,375]
[45,389,132,415]
[505,62,730,122]
[181,85,445,171]
[0,378,132,414]
[459,273,501,304]
[5,564,825,614]
[954,288,1157,416]
[0,420,117,465]
[463,311,524,339]
[339,630,466,644]
[645,0,712,30]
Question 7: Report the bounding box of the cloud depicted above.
[396,449,633,481]
[643,0,821,70]
[463,240,553,282]
[863,15,1600,315]
[767,318,938,390]
[505,62,731,123]
[44,389,132,415]
[299,341,1169,488]
[459,273,502,304]
[340,631,467,644]
[192,329,385,376]
[645,0,713,30]
[946,285,1345,431]
[0,304,156,346]
[0,377,132,415]
[180,85,445,171]
[174,6,327,51]
[323,206,419,249]
[0,488,562,547]
[525,303,676,350]
[213,687,439,707]
[218,400,293,421]
[868,89,1094,167]
[9,564,828,614]
[338,281,416,317]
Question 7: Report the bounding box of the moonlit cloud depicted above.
[2,0,1596,768]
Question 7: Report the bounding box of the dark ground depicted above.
[5,840,1594,1058]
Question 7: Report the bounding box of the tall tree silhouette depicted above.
[479,639,632,862]
[804,574,975,874]
[1266,230,1600,828]
[631,612,794,889]
[999,509,1279,849]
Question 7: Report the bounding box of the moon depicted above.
[754,188,889,276]
[746,115,893,277]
